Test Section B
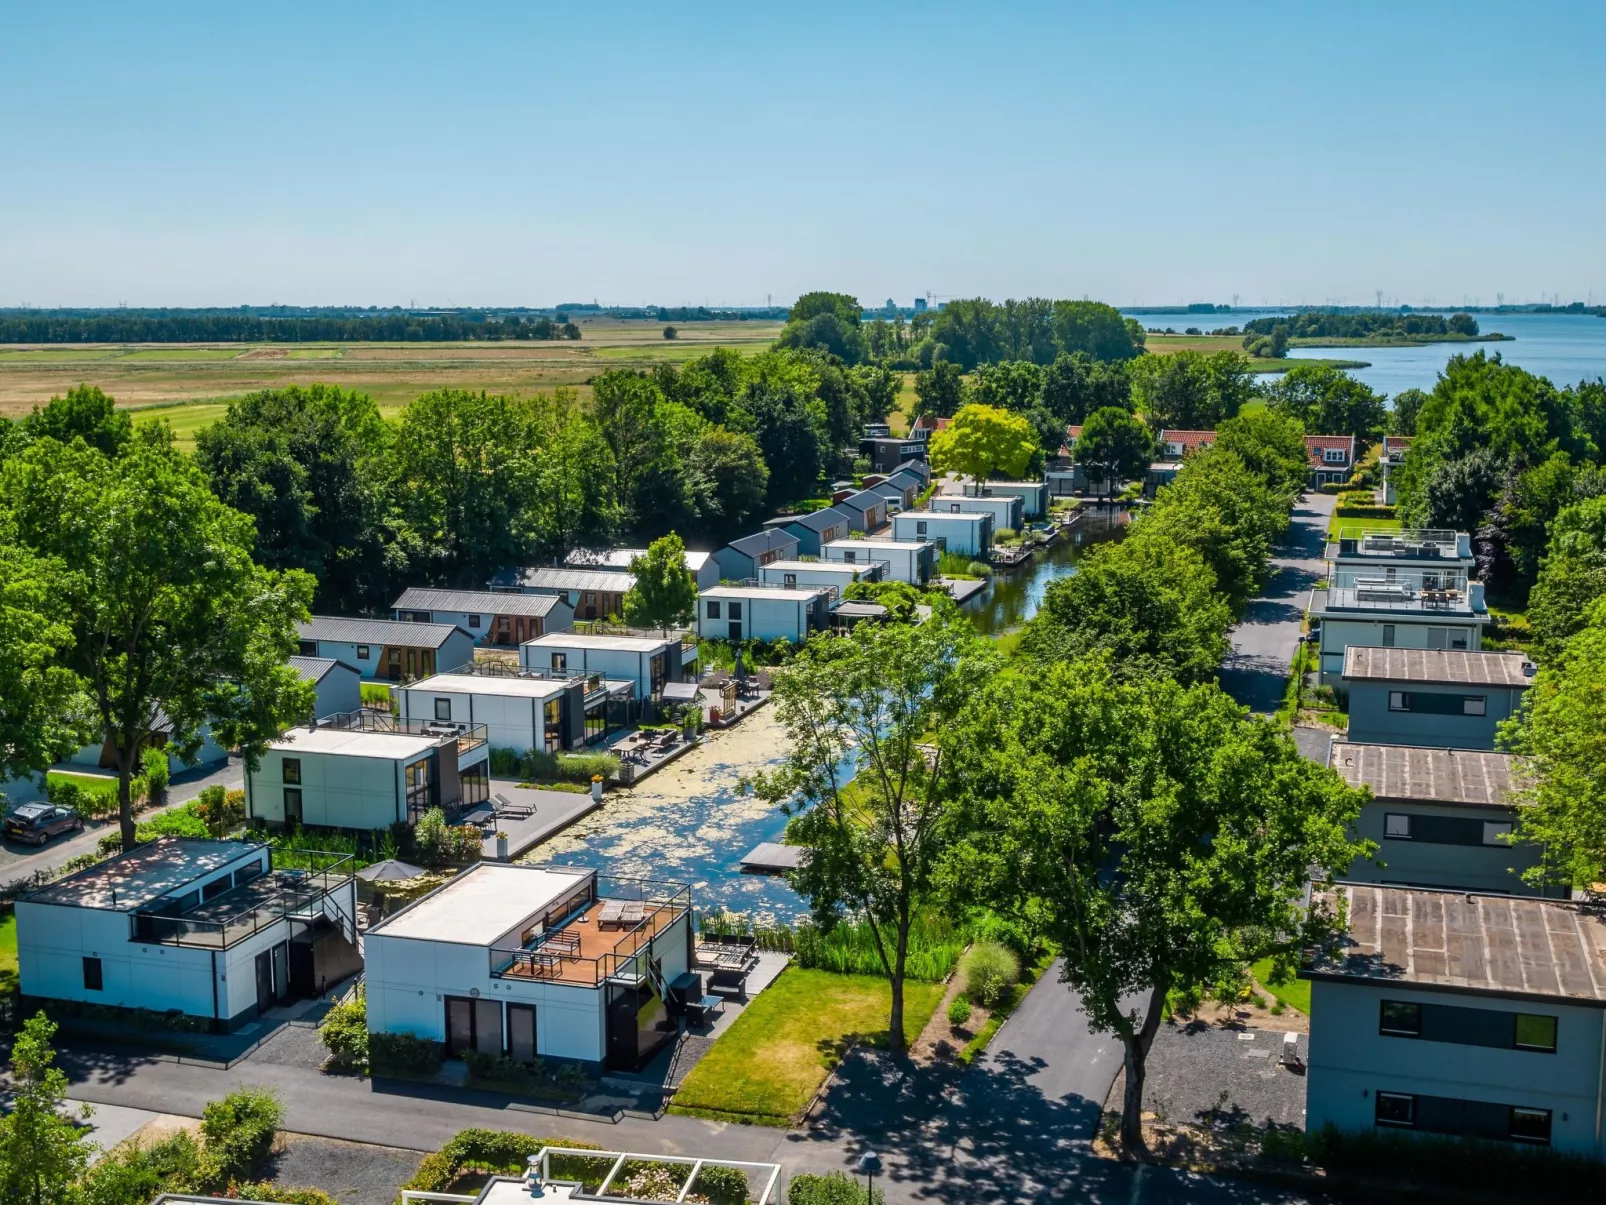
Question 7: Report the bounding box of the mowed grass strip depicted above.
[670,967,945,1125]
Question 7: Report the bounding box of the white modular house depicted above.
[364,863,693,1072]
[1328,742,1556,896]
[489,567,636,622]
[565,546,720,592]
[1342,647,1533,751]
[713,529,801,583]
[521,632,694,702]
[822,537,938,586]
[697,585,831,644]
[1312,527,1488,685]
[892,510,993,558]
[297,616,475,683]
[977,480,1047,519]
[757,558,886,593]
[16,837,360,1031]
[933,491,1023,533]
[1302,884,1606,1155]
[245,712,491,830]
[398,672,591,756]
[393,588,573,647]
[288,656,362,721]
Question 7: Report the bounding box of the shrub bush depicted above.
[77,1130,206,1204]
[136,801,212,842]
[691,1164,751,1205]
[47,775,120,821]
[1334,504,1395,519]
[227,1185,339,1205]
[947,996,971,1027]
[463,1050,542,1082]
[318,993,369,1071]
[141,746,171,796]
[368,1031,445,1076]
[489,747,522,776]
[401,1129,602,1194]
[959,940,1020,1007]
[520,750,621,783]
[793,914,966,981]
[200,1087,282,1186]
[788,1171,884,1204]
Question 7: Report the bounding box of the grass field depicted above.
[1250,957,1311,1014]
[0,914,15,995]
[669,967,945,1125]
[1327,511,1401,540]
[1143,333,1367,374]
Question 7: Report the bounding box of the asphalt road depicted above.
[1219,492,1334,714]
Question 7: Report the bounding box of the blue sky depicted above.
[3,2,1603,308]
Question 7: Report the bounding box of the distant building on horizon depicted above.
[914,297,927,312]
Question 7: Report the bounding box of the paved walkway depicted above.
[1219,493,1333,714]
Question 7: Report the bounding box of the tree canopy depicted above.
[1073,406,1152,497]
[1129,350,1252,431]
[926,404,1038,485]
[623,534,699,633]
[1266,363,1386,447]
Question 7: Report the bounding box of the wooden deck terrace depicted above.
[497,900,683,986]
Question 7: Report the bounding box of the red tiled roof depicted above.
[1158,429,1215,455]
[913,415,950,432]
[1383,435,1414,452]
[1304,434,1355,467]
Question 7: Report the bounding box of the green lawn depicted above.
[47,769,119,798]
[1251,957,1311,1014]
[0,914,16,994]
[1327,512,1402,541]
[117,348,246,361]
[669,967,945,1124]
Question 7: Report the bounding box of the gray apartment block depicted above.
[1329,742,1556,896]
[1302,884,1606,1155]
[1342,647,1533,750]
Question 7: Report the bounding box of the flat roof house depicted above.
[712,529,801,584]
[976,479,1047,519]
[697,584,831,644]
[932,490,1023,533]
[1380,435,1415,505]
[489,567,636,623]
[288,656,362,721]
[1342,647,1534,750]
[16,837,360,1031]
[393,587,573,648]
[1301,883,1606,1155]
[245,711,491,830]
[757,558,886,593]
[1311,528,1488,684]
[1306,434,1357,487]
[297,616,474,683]
[520,632,694,702]
[398,671,596,757]
[822,536,937,586]
[364,862,693,1072]
[1329,742,1554,896]
[859,435,928,475]
[832,488,889,534]
[565,546,720,592]
[892,509,993,558]
[762,507,853,557]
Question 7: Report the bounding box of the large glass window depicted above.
[1509,1107,1552,1144]
[282,758,301,785]
[1380,1001,1421,1037]
[1375,1092,1416,1128]
[1384,813,1412,839]
[434,697,452,722]
[544,698,564,753]
[83,957,103,991]
[461,762,489,806]
[1514,1014,1558,1053]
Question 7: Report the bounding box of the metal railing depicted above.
[1333,528,1467,558]
[1325,567,1483,613]
[572,620,696,649]
[489,878,692,987]
[131,855,354,950]
[314,709,487,755]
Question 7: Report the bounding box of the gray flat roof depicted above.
[371,863,594,945]
[564,547,711,571]
[895,509,989,523]
[700,584,829,601]
[1342,646,1535,687]
[1306,884,1606,1004]
[269,725,444,759]
[405,673,568,700]
[393,588,564,617]
[27,837,262,911]
[1329,742,1525,808]
[523,632,674,653]
[762,559,875,575]
[299,616,465,648]
[823,537,933,552]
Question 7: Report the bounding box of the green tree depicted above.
[590,371,691,537]
[775,293,866,365]
[1389,388,1428,435]
[753,616,997,1052]
[0,1013,95,1205]
[747,383,822,507]
[22,384,132,458]
[0,545,90,781]
[965,360,1044,412]
[686,427,769,542]
[1050,299,1144,361]
[1500,599,1606,888]
[940,658,1365,1151]
[623,533,699,634]
[926,404,1038,488]
[531,391,620,558]
[1528,496,1606,660]
[1,437,315,848]
[1129,350,1251,431]
[912,361,964,420]
[1267,363,1386,448]
[1073,406,1152,499]
[1211,411,1311,500]
[1019,539,1232,684]
[1040,352,1130,424]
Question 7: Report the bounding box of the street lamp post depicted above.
[856,1151,881,1202]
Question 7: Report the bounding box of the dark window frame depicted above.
[82,956,103,992]
[434,697,452,722]
[281,758,301,785]
[1380,1000,1422,1037]
[1509,1106,1552,1145]
[1375,1091,1416,1128]
[706,601,721,620]
[1513,1014,1558,1054]
[356,645,370,660]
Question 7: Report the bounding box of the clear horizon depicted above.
[4,2,1603,309]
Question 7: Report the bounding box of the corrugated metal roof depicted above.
[392,587,563,617]
[836,489,884,513]
[1329,742,1525,807]
[298,616,466,648]
[725,529,800,557]
[494,567,635,593]
[564,547,711,571]
[1342,647,1535,687]
[769,507,851,533]
[1308,884,1606,1003]
[287,656,357,683]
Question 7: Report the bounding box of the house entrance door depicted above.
[445,997,474,1055]
[254,950,275,1015]
[729,621,743,642]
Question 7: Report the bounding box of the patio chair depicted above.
[494,794,535,821]
[597,899,628,929]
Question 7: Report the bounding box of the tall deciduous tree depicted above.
[687,427,769,542]
[927,403,1038,489]
[1129,350,1251,431]
[0,545,89,783]
[754,617,997,1052]
[1073,406,1152,499]
[941,659,1365,1151]
[623,534,699,634]
[1267,363,1386,448]
[912,361,964,420]
[1,435,315,848]
[0,1013,95,1204]
[21,384,132,458]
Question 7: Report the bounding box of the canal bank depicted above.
[963,506,1129,636]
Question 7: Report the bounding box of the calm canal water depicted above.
[964,507,1128,635]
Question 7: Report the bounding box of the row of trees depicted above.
[1241,310,1480,340]
[0,312,580,343]
[761,410,1367,1153]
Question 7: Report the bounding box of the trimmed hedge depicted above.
[200,1086,282,1186]
[400,1130,603,1197]
[317,994,368,1071]
[369,1031,445,1075]
[1334,504,1396,519]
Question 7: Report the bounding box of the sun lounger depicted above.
[494,793,535,820]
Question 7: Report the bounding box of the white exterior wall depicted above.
[315,632,475,679]
[936,494,1021,531]
[757,564,878,591]
[248,747,405,829]
[519,643,660,697]
[399,687,546,755]
[698,594,820,643]
[982,482,1046,518]
[1318,616,1485,681]
[312,671,362,719]
[822,540,934,585]
[1306,978,1606,1156]
[405,603,575,644]
[892,513,991,557]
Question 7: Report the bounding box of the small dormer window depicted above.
[1324,448,1347,463]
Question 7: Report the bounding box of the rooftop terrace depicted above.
[27,837,261,910]
[273,709,488,758]
[1328,528,1473,561]
[1313,567,1486,615]
[1304,884,1606,1004]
